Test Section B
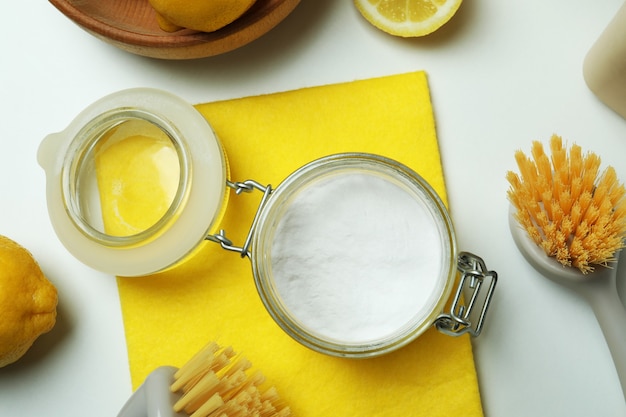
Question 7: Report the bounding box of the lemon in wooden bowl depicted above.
[48,0,300,59]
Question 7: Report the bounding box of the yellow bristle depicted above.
[189,394,225,417]
[173,371,220,412]
[507,134,626,273]
[172,342,220,392]
[216,354,251,380]
[171,341,291,417]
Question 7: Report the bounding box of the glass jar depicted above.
[39,88,497,358]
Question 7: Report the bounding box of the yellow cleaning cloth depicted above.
[115,71,484,416]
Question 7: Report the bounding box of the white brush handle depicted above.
[581,267,626,400]
[117,366,184,417]
[509,209,626,399]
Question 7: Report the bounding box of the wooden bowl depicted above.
[49,0,301,59]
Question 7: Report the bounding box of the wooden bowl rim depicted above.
[49,0,299,48]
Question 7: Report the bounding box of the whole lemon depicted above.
[0,235,57,367]
[148,0,258,33]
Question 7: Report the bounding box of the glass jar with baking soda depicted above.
[39,88,497,358]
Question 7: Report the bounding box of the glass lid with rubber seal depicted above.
[38,88,228,277]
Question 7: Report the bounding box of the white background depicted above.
[1,1,626,416]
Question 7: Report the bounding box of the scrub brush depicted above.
[117,341,291,417]
[507,134,626,399]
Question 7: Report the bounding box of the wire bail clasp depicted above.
[435,252,498,337]
[205,180,272,258]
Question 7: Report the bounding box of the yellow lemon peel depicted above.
[354,0,463,37]
[148,0,258,33]
[0,235,57,367]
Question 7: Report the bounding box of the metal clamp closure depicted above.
[205,180,272,258]
[435,252,497,337]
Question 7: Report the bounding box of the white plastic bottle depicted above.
[583,1,626,119]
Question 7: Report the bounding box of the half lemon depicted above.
[355,0,463,37]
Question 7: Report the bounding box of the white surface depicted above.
[1,1,625,416]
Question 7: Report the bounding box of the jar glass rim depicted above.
[251,153,458,357]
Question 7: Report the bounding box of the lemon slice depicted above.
[354,0,463,37]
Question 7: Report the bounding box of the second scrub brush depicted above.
[117,341,291,417]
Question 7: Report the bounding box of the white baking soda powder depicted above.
[270,171,445,344]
